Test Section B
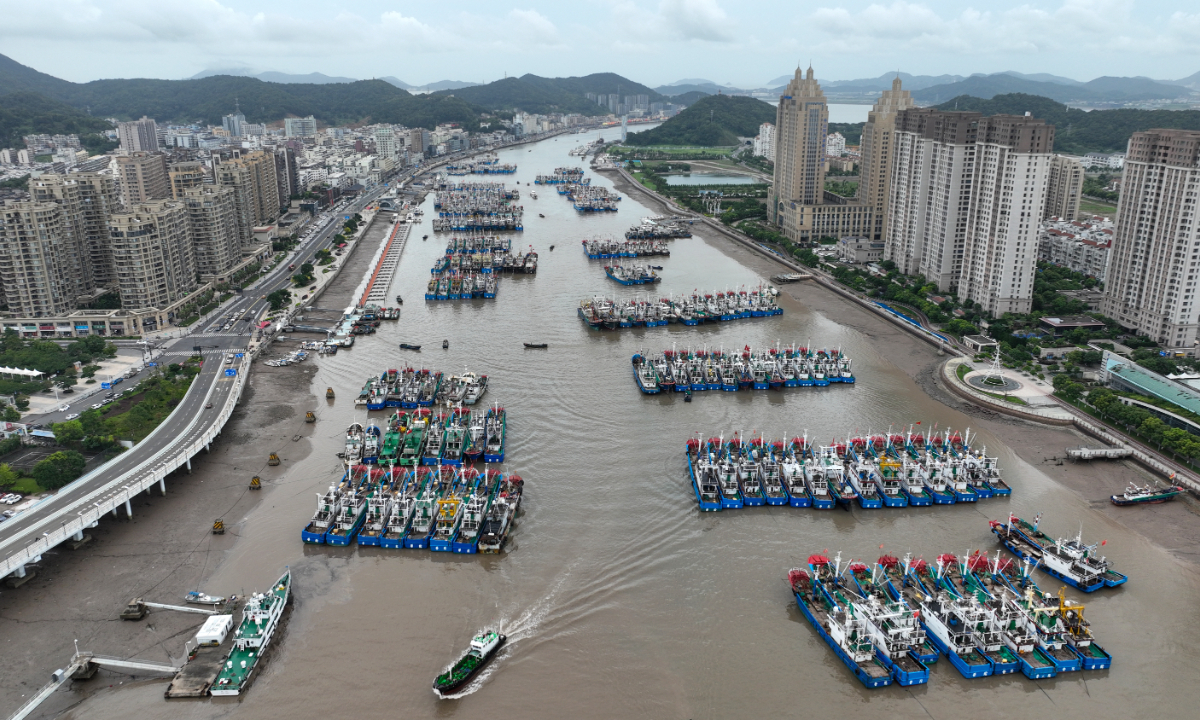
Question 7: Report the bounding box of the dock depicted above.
[359,222,411,306]
[164,640,232,698]
[1066,446,1133,460]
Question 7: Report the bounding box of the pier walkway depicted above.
[359,221,411,306]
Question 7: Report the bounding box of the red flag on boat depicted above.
[1101,540,1107,546]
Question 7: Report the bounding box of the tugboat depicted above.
[210,569,291,696]
[1111,482,1185,506]
[433,630,507,696]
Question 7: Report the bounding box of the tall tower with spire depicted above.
[770,66,828,223]
[858,75,913,241]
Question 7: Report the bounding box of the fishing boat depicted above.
[524,342,548,349]
[479,474,524,553]
[1110,482,1185,506]
[992,515,1127,591]
[400,343,422,351]
[841,578,931,686]
[789,558,893,688]
[210,569,291,696]
[361,423,381,464]
[422,414,447,466]
[430,467,473,552]
[463,373,489,405]
[357,466,397,547]
[483,406,506,463]
[326,467,371,546]
[432,630,507,696]
[685,441,723,512]
[453,468,500,553]
[343,423,364,465]
[405,466,450,549]
[914,590,996,679]
[302,483,342,544]
[631,353,661,394]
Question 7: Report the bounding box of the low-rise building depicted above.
[836,236,884,264]
[1037,217,1112,281]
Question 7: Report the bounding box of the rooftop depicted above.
[1040,315,1105,329]
[1105,353,1200,417]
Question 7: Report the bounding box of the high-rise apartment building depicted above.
[182,186,240,278]
[886,109,982,288]
[116,151,170,206]
[0,202,77,316]
[117,116,159,152]
[108,200,196,310]
[1043,155,1084,221]
[242,151,280,224]
[28,172,119,294]
[885,109,1054,314]
[213,161,254,246]
[274,148,299,202]
[858,77,914,242]
[169,161,208,199]
[222,108,246,138]
[958,115,1054,315]
[375,127,399,160]
[284,116,317,138]
[1101,129,1200,350]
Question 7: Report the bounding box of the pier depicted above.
[358,221,411,307]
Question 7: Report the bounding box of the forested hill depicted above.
[624,95,776,146]
[0,53,485,130]
[432,73,665,116]
[0,92,115,151]
[934,93,1200,154]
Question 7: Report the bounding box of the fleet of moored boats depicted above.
[632,344,853,394]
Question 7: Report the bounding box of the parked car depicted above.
[104,392,115,399]
[91,403,103,410]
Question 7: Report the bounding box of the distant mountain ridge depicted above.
[187,67,477,92]
[913,74,1195,104]
[433,72,666,115]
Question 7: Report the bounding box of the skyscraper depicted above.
[182,186,240,278]
[115,151,170,206]
[770,67,828,221]
[222,103,247,138]
[1043,155,1084,221]
[1101,129,1200,350]
[213,160,254,246]
[28,172,119,295]
[108,200,196,310]
[858,77,914,242]
[284,116,318,138]
[274,147,299,202]
[0,202,76,316]
[117,116,159,152]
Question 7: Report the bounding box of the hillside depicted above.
[624,95,776,147]
[433,73,663,115]
[0,91,115,151]
[0,53,487,130]
[914,74,1193,104]
[934,93,1200,154]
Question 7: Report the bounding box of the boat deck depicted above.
[164,639,232,698]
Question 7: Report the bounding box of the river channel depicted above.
[62,128,1200,720]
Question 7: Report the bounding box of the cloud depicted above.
[806,0,1200,58]
[612,0,734,43]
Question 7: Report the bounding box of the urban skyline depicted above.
[3,0,1199,86]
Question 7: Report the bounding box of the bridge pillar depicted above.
[124,499,133,518]
[186,457,192,473]
[73,530,84,541]
[112,506,119,518]
[12,564,26,578]
[159,477,167,494]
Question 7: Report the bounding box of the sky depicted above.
[3,0,1200,87]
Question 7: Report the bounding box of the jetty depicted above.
[360,223,411,306]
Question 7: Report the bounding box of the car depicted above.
[225,356,234,364]
[205,402,213,409]
[57,404,70,412]
[62,386,74,393]
[112,377,123,385]
[91,403,103,410]
[104,392,115,399]
[65,413,80,420]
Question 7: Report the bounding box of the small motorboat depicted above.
[400,343,422,351]
[523,343,548,349]
[396,295,404,304]
[184,591,227,606]
[539,213,545,218]
[549,245,555,251]
[423,235,428,241]
[650,265,663,270]
[443,339,450,349]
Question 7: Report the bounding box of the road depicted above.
[0,184,389,569]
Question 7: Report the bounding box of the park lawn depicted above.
[10,476,42,493]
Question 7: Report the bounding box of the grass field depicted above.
[1079,199,1117,217]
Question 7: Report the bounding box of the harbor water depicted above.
[62,128,1200,720]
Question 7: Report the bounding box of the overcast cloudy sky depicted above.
[3,0,1199,85]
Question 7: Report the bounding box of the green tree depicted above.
[31,450,87,490]
[1,405,19,422]
[79,409,105,435]
[50,419,85,448]
[0,463,19,488]
[267,289,292,311]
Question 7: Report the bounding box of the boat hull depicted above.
[793,590,892,689]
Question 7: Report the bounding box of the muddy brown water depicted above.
[31,128,1200,719]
